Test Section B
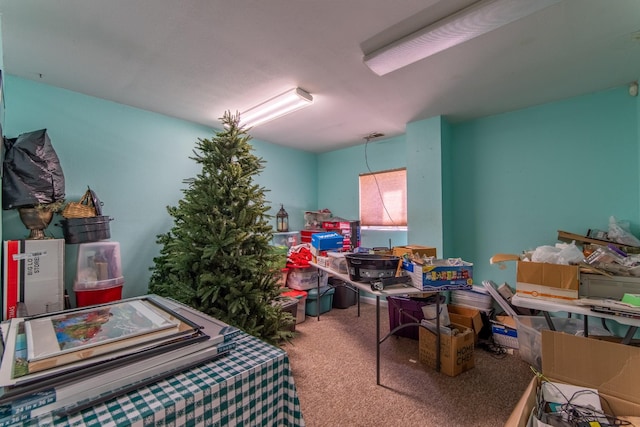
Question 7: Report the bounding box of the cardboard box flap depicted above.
[542,330,640,406]
[392,245,437,258]
[504,377,537,427]
[448,305,483,334]
[517,261,578,290]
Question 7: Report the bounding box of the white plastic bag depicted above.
[608,216,640,247]
[531,241,583,265]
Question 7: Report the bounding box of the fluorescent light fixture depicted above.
[363,0,561,76]
[239,87,313,128]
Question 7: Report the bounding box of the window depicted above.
[359,168,407,229]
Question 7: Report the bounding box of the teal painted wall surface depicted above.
[317,135,407,248]
[4,74,639,313]
[317,86,639,292]
[450,86,639,286]
[406,116,444,255]
[2,75,317,303]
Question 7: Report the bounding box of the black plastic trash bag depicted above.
[2,129,65,209]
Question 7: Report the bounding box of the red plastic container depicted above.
[75,281,123,307]
[300,229,324,243]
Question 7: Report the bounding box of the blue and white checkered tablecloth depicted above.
[23,333,305,427]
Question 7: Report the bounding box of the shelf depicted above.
[557,230,637,249]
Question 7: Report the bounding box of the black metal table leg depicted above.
[435,294,440,372]
[316,270,321,321]
[376,295,380,385]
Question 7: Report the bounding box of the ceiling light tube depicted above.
[240,87,313,128]
[363,0,560,76]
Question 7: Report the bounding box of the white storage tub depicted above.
[287,267,329,290]
[451,286,493,310]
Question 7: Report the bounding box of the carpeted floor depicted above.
[281,300,533,427]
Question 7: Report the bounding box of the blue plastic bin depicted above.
[305,285,336,316]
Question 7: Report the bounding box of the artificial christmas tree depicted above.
[149,111,293,344]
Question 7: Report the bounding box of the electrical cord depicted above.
[477,336,508,359]
[529,368,632,427]
[363,133,398,227]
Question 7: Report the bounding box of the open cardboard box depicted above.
[392,245,437,259]
[505,330,640,426]
[419,323,474,377]
[491,254,579,302]
[447,304,483,343]
[516,261,579,301]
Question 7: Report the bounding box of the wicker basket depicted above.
[62,189,97,218]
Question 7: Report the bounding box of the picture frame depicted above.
[25,299,178,364]
[0,296,204,387]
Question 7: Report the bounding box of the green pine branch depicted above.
[149,111,294,344]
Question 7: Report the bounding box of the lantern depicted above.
[276,204,289,232]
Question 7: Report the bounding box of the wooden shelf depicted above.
[557,230,632,249]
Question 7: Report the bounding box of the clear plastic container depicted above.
[75,241,123,289]
[287,267,329,290]
[515,316,611,370]
[272,232,300,248]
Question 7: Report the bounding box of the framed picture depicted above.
[26,299,178,362]
[0,296,203,386]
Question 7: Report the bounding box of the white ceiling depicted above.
[0,0,639,153]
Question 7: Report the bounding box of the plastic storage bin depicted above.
[272,231,300,248]
[273,297,298,332]
[387,295,443,340]
[282,289,307,324]
[75,279,124,307]
[329,278,356,309]
[287,267,318,290]
[74,241,124,307]
[305,286,335,317]
[515,316,611,370]
[75,241,122,283]
[287,267,328,291]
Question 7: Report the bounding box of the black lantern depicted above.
[276,204,289,232]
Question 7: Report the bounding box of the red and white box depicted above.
[3,239,65,320]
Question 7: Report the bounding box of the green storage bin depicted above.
[305,286,335,316]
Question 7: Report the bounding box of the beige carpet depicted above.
[281,300,533,427]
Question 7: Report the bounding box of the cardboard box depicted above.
[505,330,640,426]
[447,304,483,343]
[418,323,475,377]
[516,261,579,301]
[3,239,65,320]
[491,324,519,349]
[392,245,437,259]
[310,232,344,251]
[321,219,361,251]
[402,259,473,291]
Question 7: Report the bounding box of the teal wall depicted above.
[317,134,407,248]
[451,86,639,286]
[2,75,317,303]
[406,116,446,256]
[4,74,639,310]
[317,85,640,289]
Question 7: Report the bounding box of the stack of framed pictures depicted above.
[0,295,239,425]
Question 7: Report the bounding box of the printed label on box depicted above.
[419,324,475,377]
[3,240,65,320]
[403,260,473,290]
